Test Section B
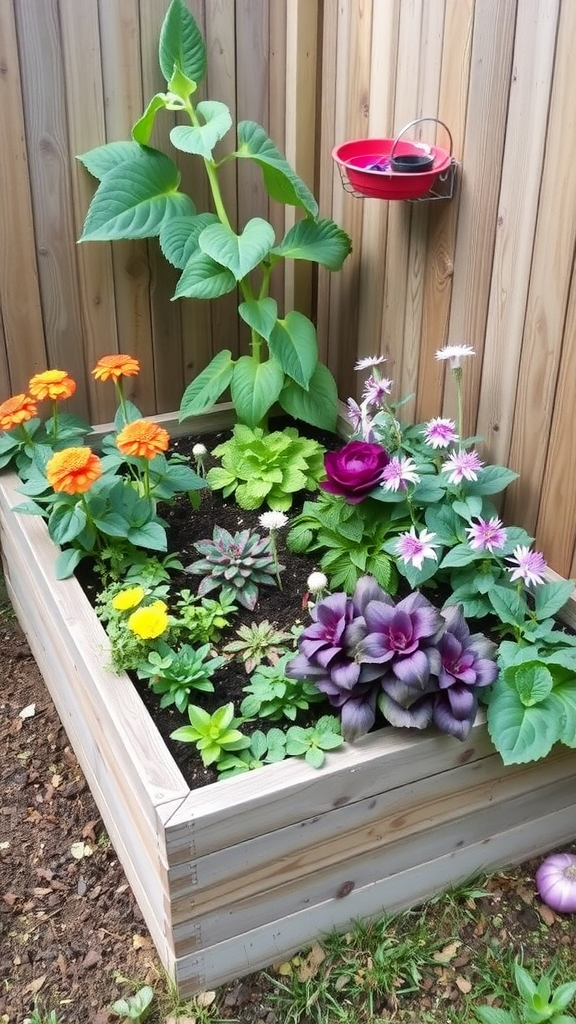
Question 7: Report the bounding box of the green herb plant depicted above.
[77,0,352,432]
[207,424,326,511]
[110,984,154,1022]
[285,716,343,768]
[240,653,325,722]
[223,619,294,672]
[170,701,250,767]
[288,491,412,593]
[474,959,576,1024]
[136,640,223,714]
[186,525,282,610]
[172,589,237,643]
[217,727,289,778]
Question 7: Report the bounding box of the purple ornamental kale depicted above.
[355,591,445,731]
[286,576,388,740]
[432,603,498,740]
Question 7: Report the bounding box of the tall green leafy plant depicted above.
[78,0,351,431]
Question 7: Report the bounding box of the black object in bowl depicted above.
[391,153,435,173]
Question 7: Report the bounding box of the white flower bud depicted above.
[192,443,207,457]
[307,571,328,594]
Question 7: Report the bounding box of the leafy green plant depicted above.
[186,525,282,610]
[110,984,154,1021]
[485,639,576,765]
[172,589,237,643]
[240,653,326,722]
[217,727,289,778]
[170,701,250,767]
[285,716,343,767]
[77,0,351,431]
[136,640,222,714]
[223,619,294,672]
[207,424,326,510]
[474,960,576,1024]
[288,491,411,593]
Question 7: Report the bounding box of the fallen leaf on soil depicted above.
[132,933,151,950]
[23,974,46,996]
[51,773,62,787]
[433,940,461,963]
[537,902,556,926]
[196,990,216,1008]
[456,975,472,993]
[19,703,35,719]
[297,942,326,980]
[82,948,101,968]
[70,841,93,859]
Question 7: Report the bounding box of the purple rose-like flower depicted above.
[320,441,390,504]
[431,604,498,740]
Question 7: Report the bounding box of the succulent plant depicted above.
[135,640,222,714]
[223,619,294,673]
[185,525,283,610]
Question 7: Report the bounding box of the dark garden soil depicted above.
[2,422,576,1022]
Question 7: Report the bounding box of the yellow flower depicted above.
[111,586,145,612]
[128,600,169,639]
[29,369,76,402]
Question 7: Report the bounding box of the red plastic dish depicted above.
[332,138,452,200]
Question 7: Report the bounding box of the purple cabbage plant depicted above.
[286,575,498,742]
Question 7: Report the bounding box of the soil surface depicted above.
[2,424,576,1022]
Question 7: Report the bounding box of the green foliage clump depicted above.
[207,424,326,511]
[170,702,250,767]
[223,619,294,672]
[136,640,223,714]
[240,653,325,722]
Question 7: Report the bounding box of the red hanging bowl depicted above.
[332,137,452,200]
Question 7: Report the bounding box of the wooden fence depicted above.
[1,0,575,578]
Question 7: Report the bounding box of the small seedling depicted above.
[110,984,154,1021]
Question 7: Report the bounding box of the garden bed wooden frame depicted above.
[2,405,576,995]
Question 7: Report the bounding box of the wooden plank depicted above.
[267,0,287,312]
[174,800,576,993]
[59,0,120,425]
[503,0,576,533]
[235,0,270,230]
[315,0,339,365]
[168,745,575,918]
[166,715,495,859]
[0,0,46,392]
[354,0,400,378]
[14,0,89,413]
[415,0,474,423]
[476,0,560,472]
[97,0,157,414]
[442,0,517,432]
[170,763,576,955]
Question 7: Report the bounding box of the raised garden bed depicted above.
[2,406,576,996]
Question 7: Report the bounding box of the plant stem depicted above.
[452,366,464,449]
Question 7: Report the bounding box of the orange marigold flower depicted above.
[0,393,38,431]
[116,419,170,460]
[29,369,76,402]
[46,447,102,495]
[92,354,140,382]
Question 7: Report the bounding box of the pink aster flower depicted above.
[382,456,420,492]
[354,355,387,371]
[362,374,394,407]
[395,527,438,571]
[435,344,475,369]
[506,545,548,587]
[441,449,484,485]
[466,516,508,553]
[423,417,458,449]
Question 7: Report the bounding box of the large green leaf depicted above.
[486,679,561,764]
[159,0,206,85]
[159,212,216,269]
[272,217,352,270]
[132,94,170,145]
[77,141,148,181]
[170,101,233,158]
[534,580,575,621]
[464,464,519,495]
[199,218,275,281]
[551,683,576,747]
[488,584,528,627]
[174,251,237,299]
[79,150,195,240]
[179,350,235,419]
[230,357,284,427]
[268,312,318,388]
[279,363,338,431]
[236,121,318,215]
[238,298,278,341]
